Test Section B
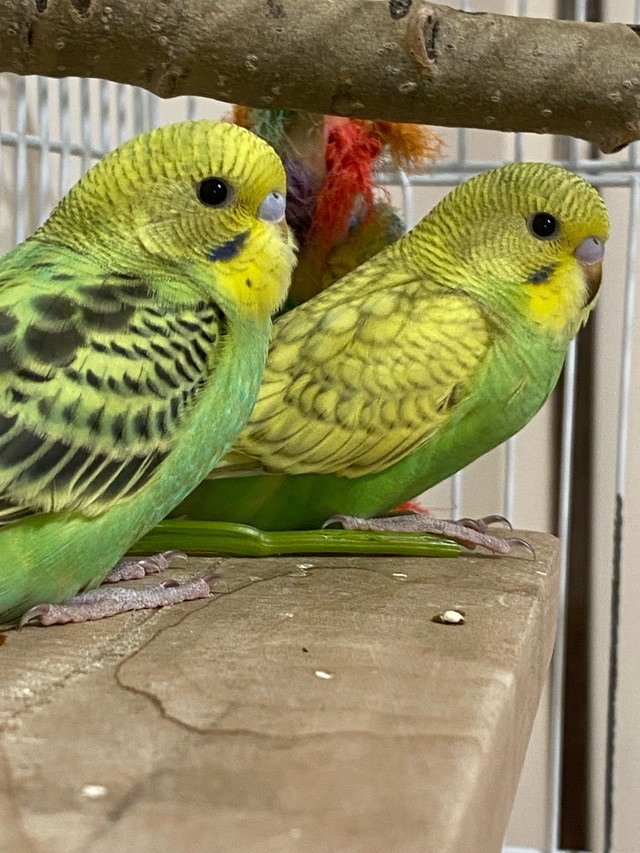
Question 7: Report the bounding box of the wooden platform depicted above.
[0,532,559,853]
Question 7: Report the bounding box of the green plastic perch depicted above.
[133,519,461,559]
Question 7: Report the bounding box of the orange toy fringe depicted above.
[354,120,443,173]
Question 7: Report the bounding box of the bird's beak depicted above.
[575,235,605,304]
[257,190,289,242]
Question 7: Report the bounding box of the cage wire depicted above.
[0,1,638,851]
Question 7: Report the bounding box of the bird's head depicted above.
[410,162,610,341]
[38,120,296,321]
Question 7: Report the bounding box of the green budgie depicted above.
[0,119,295,626]
[167,163,608,552]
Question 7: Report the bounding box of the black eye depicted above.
[196,177,229,207]
[528,212,559,239]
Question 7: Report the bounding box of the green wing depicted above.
[0,240,222,522]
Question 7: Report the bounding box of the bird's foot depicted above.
[102,550,188,583]
[323,512,535,558]
[19,549,215,627]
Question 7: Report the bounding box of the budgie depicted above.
[170,162,608,550]
[0,119,295,625]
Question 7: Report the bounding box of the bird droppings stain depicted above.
[290,564,312,577]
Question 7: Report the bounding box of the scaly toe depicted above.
[103,550,188,583]
[18,575,214,627]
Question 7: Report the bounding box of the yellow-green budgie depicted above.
[170,162,608,549]
[0,119,295,625]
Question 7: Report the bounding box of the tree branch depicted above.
[2,0,640,153]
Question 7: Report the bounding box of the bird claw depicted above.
[137,549,188,571]
[503,536,536,560]
[456,515,513,533]
[323,513,372,530]
[19,604,53,628]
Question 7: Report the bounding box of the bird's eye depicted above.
[196,177,230,207]
[527,212,559,239]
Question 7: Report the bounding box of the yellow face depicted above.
[518,200,608,334]
[42,120,297,320]
[132,121,296,319]
[134,167,295,319]
[415,162,610,338]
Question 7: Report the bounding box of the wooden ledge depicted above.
[0,531,559,853]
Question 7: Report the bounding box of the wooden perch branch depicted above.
[2,0,640,153]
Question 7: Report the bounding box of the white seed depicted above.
[432,609,466,625]
[81,785,107,799]
[442,610,464,623]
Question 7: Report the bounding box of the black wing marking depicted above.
[0,262,223,522]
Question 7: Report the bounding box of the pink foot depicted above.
[19,576,215,627]
[103,550,188,583]
[323,512,535,558]
[19,550,215,627]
